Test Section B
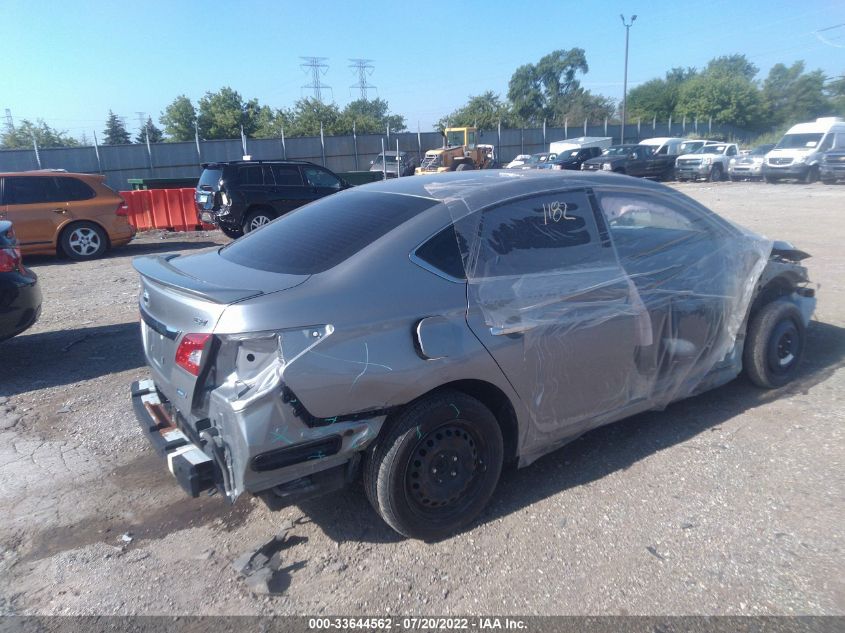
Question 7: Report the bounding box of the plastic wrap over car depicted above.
[423,172,772,464]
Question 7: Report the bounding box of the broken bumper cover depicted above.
[130,378,385,505]
[131,379,216,497]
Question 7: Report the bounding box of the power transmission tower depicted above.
[135,111,147,134]
[4,108,13,133]
[348,59,377,100]
[300,57,332,101]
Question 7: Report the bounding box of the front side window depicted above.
[471,190,610,278]
[303,167,341,189]
[3,176,59,205]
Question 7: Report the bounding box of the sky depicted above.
[1,0,843,139]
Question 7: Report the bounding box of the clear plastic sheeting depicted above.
[425,171,772,464]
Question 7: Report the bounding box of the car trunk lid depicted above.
[133,251,310,410]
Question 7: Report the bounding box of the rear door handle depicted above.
[490,323,533,336]
[52,208,67,214]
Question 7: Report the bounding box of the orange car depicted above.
[0,171,135,260]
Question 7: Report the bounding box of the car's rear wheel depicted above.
[219,225,244,239]
[803,166,819,184]
[364,390,503,540]
[744,299,806,389]
[60,221,107,260]
[243,208,275,233]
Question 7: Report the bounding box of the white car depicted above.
[505,154,531,169]
[675,143,739,182]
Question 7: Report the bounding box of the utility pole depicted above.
[348,59,376,100]
[620,14,637,144]
[300,57,332,102]
[4,108,13,133]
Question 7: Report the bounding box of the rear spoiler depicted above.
[133,254,264,304]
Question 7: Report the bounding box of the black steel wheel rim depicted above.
[405,421,486,513]
[768,320,799,376]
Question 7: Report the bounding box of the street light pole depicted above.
[620,14,637,145]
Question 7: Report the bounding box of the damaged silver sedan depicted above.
[131,171,816,539]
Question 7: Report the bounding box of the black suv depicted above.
[195,160,351,238]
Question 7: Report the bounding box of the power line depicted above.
[349,58,377,100]
[300,56,332,102]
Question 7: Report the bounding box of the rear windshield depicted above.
[198,168,223,190]
[220,191,439,274]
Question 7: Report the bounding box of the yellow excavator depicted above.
[415,127,495,174]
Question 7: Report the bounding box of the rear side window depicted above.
[271,165,304,186]
[237,165,264,185]
[221,191,438,274]
[3,176,59,204]
[55,177,95,201]
[473,190,610,278]
[414,226,467,280]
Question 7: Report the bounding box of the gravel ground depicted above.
[0,181,842,616]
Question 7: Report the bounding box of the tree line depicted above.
[2,50,843,149]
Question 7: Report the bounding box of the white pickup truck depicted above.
[675,142,739,182]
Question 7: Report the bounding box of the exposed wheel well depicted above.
[400,379,519,463]
[749,276,798,320]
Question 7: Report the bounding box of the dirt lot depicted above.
[0,181,842,616]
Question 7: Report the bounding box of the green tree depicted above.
[675,72,763,129]
[103,110,131,144]
[287,98,342,136]
[626,67,697,120]
[826,72,845,114]
[339,98,406,134]
[0,119,79,149]
[253,106,293,138]
[435,92,512,131]
[552,89,616,124]
[160,95,197,141]
[507,49,590,125]
[704,54,759,80]
[197,87,261,139]
[762,61,830,128]
[135,116,163,144]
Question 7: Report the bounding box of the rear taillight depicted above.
[116,198,129,217]
[0,247,21,273]
[175,333,212,376]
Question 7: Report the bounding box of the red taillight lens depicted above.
[175,333,212,376]
[0,247,21,273]
[116,198,129,217]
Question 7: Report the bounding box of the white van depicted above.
[548,136,612,154]
[763,117,845,183]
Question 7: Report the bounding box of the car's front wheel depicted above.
[60,221,108,260]
[364,390,503,540]
[744,299,806,389]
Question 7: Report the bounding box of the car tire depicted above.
[765,175,778,184]
[60,221,108,260]
[744,299,806,389]
[803,166,819,184]
[243,208,276,233]
[709,164,723,182]
[219,225,244,239]
[821,178,836,185]
[455,163,474,171]
[364,390,503,540]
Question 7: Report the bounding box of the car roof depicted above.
[201,160,317,168]
[357,169,667,216]
[0,170,102,181]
